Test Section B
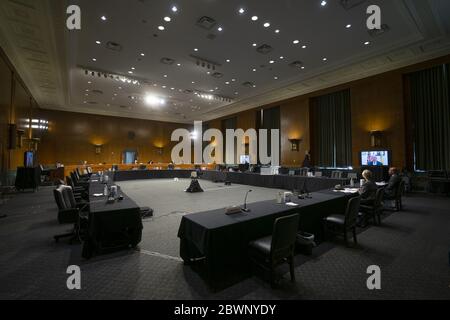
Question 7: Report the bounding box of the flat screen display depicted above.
[239,155,250,164]
[24,151,34,168]
[361,150,389,166]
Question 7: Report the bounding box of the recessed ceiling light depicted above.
[131,67,135,70]
[364,41,371,45]
[191,81,195,84]
[321,1,327,6]
[235,92,239,95]
[269,60,275,64]
[92,58,97,61]
[171,88,175,90]
[252,68,256,72]
[263,22,270,28]
[162,85,167,89]
[280,56,284,59]
[158,26,165,31]
[128,71,133,74]
[231,79,236,82]
[171,6,178,13]
[275,29,280,33]
[302,45,307,49]
[88,81,92,84]
[95,41,101,45]
[164,17,171,22]
[164,75,168,78]
[251,16,258,21]
[238,8,245,14]
[194,48,198,51]
[225,82,230,85]
[140,53,145,57]
[217,27,223,32]
[206,71,211,75]
[322,57,327,61]
[293,40,299,44]
[100,16,107,21]
[346,24,352,29]
[301,66,305,69]
[177,63,181,66]
[118,87,122,89]
[252,43,257,47]
[226,59,230,62]
[274,76,279,80]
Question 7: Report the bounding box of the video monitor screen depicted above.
[361,151,389,166]
[239,155,250,164]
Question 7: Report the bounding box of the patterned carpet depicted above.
[0,182,449,300]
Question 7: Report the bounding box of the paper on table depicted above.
[285,202,299,207]
[93,193,104,197]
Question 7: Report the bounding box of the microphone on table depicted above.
[241,190,252,212]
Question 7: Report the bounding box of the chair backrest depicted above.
[191,171,198,178]
[71,171,79,182]
[332,171,343,179]
[61,186,77,209]
[76,168,83,177]
[396,180,405,198]
[300,168,308,177]
[53,187,67,210]
[270,214,300,261]
[87,167,93,174]
[374,188,384,208]
[344,196,361,228]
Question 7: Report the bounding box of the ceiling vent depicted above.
[256,44,273,55]
[242,81,256,88]
[211,72,224,78]
[160,57,175,65]
[340,0,366,10]
[91,89,103,95]
[196,16,217,30]
[106,41,123,52]
[368,24,390,37]
[289,60,304,68]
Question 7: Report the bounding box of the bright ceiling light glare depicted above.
[293,40,300,44]
[164,16,171,22]
[95,40,101,45]
[252,68,256,72]
[171,6,178,13]
[252,43,257,47]
[269,60,275,64]
[275,29,280,33]
[164,74,168,78]
[92,58,97,61]
[177,63,181,66]
[346,24,352,29]
[302,45,307,49]
[100,16,107,21]
[274,76,279,80]
[145,95,165,106]
[263,22,270,28]
[226,59,230,62]
[364,41,371,45]
[321,1,327,6]
[322,57,327,61]
[128,71,133,74]
[279,56,284,59]
[251,16,258,21]
[217,27,223,32]
[238,8,245,14]
[194,48,198,51]
[158,26,165,31]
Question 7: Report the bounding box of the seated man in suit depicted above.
[359,169,377,205]
[384,167,402,199]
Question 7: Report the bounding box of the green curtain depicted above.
[409,64,450,171]
[312,89,352,167]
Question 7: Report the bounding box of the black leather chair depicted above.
[359,188,384,226]
[70,171,89,189]
[385,180,405,211]
[248,213,300,287]
[299,168,309,177]
[323,196,361,247]
[53,186,88,243]
[331,171,343,179]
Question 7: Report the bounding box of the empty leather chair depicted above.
[249,213,300,287]
[385,180,405,211]
[323,196,361,247]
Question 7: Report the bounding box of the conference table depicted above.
[178,189,354,288]
[113,169,195,181]
[201,171,349,192]
[82,174,143,259]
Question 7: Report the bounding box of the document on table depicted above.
[334,188,359,194]
[93,193,104,197]
[285,202,299,207]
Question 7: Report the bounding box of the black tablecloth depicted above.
[178,191,352,285]
[15,167,40,191]
[82,175,143,258]
[113,169,195,181]
[201,171,348,192]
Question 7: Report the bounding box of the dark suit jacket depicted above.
[360,180,377,204]
[384,174,402,198]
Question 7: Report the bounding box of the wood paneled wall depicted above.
[36,109,190,165]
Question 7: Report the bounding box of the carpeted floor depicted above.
[0,180,449,300]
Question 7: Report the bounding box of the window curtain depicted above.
[312,89,352,167]
[409,64,450,171]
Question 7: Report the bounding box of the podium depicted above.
[15,167,41,191]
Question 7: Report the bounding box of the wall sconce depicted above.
[370,131,383,148]
[94,144,102,154]
[289,139,302,152]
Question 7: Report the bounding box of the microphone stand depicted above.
[241,190,252,212]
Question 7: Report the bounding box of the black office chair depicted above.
[53,186,88,243]
[299,168,309,177]
[323,196,361,247]
[359,188,384,226]
[385,180,405,211]
[70,171,89,189]
[248,214,300,287]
